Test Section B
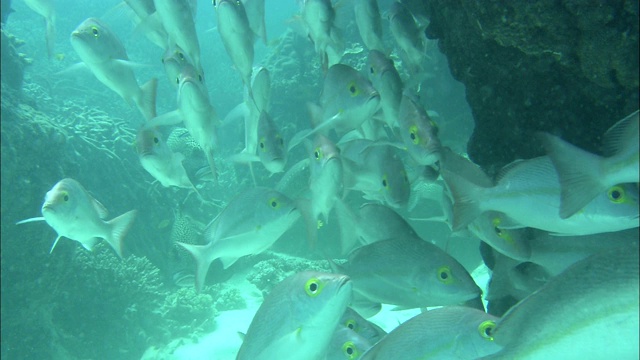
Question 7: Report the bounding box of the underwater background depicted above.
[1,0,638,359]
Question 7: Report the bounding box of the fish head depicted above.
[368,147,410,208]
[177,64,209,110]
[257,111,287,173]
[367,50,394,84]
[417,257,483,305]
[589,183,640,222]
[289,271,352,320]
[135,126,166,157]
[70,17,125,63]
[41,178,85,227]
[321,64,381,129]
[398,94,442,166]
[162,45,195,88]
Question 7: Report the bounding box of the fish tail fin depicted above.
[45,16,56,59]
[441,170,483,231]
[175,241,213,293]
[538,133,605,218]
[334,198,360,255]
[137,78,158,121]
[106,210,138,258]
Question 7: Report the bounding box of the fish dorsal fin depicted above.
[92,198,109,219]
[602,110,639,157]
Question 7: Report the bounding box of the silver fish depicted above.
[257,110,287,174]
[397,92,442,166]
[485,244,639,359]
[367,50,404,130]
[135,125,196,191]
[177,187,300,292]
[123,0,168,49]
[340,139,410,208]
[388,1,427,81]
[153,0,202,73]
[539,110,639,218]
[308,134,343,227]
[161,44,196,89]
[70,17,157,121]
[354,0,385,52]
[339,307,387,345]
[330,234,482,316]
[215,0,254,90]
[299,0,343,69]
[16,178,137,258]
[148,63,219,181]
[241,0,267,44]
[361,307,501,359]
[326,326,372,360]
[443,156,640,235]
[237,271,352,360]
[23,0,56,58]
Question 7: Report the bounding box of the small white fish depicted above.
[16,178,137,258]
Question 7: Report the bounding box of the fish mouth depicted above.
[41,204,55,213]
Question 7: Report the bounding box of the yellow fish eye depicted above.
[91,26,99,37]
[607,185,626,203]
[344,319,357,330]
[314,147,323,160]
[347,81,360,97]
[305,277,324,297]
[381,175,389,189]
[268,197,280,209]
[177,51,184,60]
[437,266,454,284]
[409,125,420,145]
[478,320,496,341]
[153,137,159,144]
[369,66,375,75]
[259,137,266,151]
[61,191,69,202]
[342,341,359,359]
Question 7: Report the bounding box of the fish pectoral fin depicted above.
[92,199,109,219]
[81,237,101,251]
[54,62,88,77]
[50,235,63,254]
[146,110,183,129]
[15,216,46,225]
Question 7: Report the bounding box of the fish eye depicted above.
[607,185,626,203]
[268,197,280,209]
[177,51,185,60]
[305,277,323,297]
[381,175,388,189]
[345,319,357,330]
[198,74,203,82]
[153,137,159,144]
[409,125,420,144]
[314,147,322,160]
[91,26,99,37]
[370,66,375,74]
[437,266,454,284]
[478,320,496,341]
[176,76,180,84]
[279,137,284,146]
[61,192,69,202]
[347,82,359,97]
[342,341,358,359]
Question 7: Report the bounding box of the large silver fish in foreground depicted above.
[443,156,640,235]
[361,306,501,359]
[483,244,639,359]
[70,17,157,121]
[177,187,300,292]
[397,92,442,166]
[237,271,352,360]
[16,178,137,258]
[539,110,639,218]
